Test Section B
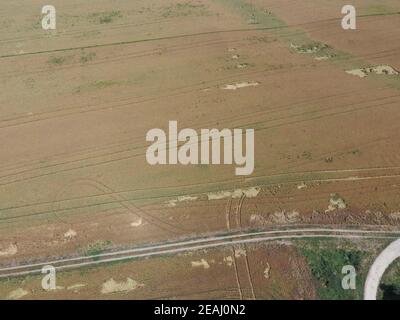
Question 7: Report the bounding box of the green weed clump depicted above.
[301,242,365,300]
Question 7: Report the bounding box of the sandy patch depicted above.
[167,195,199,207]
[67,284,86,291]
[346,69,368,78]
[0,244,18,257]
[191,259,210,269]
[346,65,399,78]
[290,42,329,54]
[101,278,143,294]
[223,256,233,267]
[207,187,260,200]
[326,193,347,212]
[314,56,330,61]
[372,65,399,75]
[166,187,260,206]
[64,229,77,240]
[297,182,307,190]
[389,212,400,221]
[264,263,271,279]
[271,210,300,224]
[250,210,300,225]
[249,214,266,225]
[221,82,259,90]
[7,288,29,300]
[234,248,246,258]
[130,218,143,227]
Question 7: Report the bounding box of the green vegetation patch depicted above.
[359,4,396,17]
[80,51,96,64]
[93,80,117,89]
[217,0,284,29]
[379,260,400,300]
[83,240,113,260]
[74,79,120,93]
[300,240,365,300]
[89,11,122,24]
[162,2,211,18]
[47,56,67,65]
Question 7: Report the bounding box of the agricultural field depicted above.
[0,0,400,300]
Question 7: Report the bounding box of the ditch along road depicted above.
[0,226,399,279]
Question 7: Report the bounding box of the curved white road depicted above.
[364,239,400,300]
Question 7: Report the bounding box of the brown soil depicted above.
[0,0,399,299]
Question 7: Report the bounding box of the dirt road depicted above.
[1,226,399,279]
